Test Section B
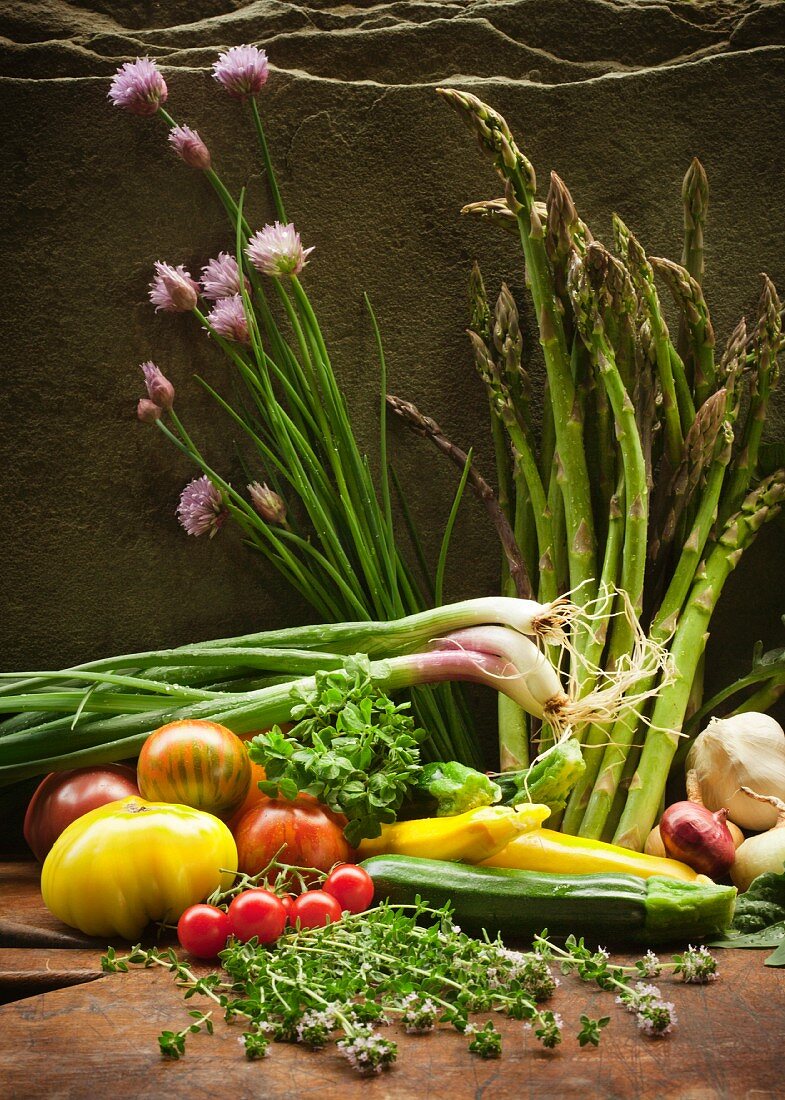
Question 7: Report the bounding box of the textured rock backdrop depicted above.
[1,0,784,715]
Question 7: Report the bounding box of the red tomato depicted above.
[24,765,140,862]
[233,798,353,877]
[177,904,232,959]
[290,890,343,929]
[137,719,251,818]
[324,864,374,914]
[228,889,287,944]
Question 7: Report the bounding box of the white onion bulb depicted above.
[686,713,785,831]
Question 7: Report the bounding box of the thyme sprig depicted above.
[101,901,718,1073]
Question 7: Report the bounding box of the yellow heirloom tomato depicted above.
[41,796,237,939]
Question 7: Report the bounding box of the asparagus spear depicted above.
[681,157,709,286]
[651,255,716,407]
[719,275,782,523]
[438,88,598,605]
[613,215,692,465]
[580,418,734,841]
[613,469,785,850]
[467,318,556,605]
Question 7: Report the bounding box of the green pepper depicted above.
[494,737,585,816]
[407,761,502,818]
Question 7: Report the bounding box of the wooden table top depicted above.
[1,858,783,1099]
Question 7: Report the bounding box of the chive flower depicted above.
[149,262,200,313]
[246,222,314,278]
[140,360,175,411]
[108,58,168,117]
[176,475,228,538]
[206,294,250,344]
[136,398,161,423]
[200,253,246,301]
[248,481,287,525]
[168,125,211,170]
[212,45,269,99]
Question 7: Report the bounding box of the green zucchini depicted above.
[361,855,736,945]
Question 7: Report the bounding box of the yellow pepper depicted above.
[41,796,238,939]
[356,803,550,864]
[481,827,705,882]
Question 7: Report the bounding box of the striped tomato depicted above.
[138,720,251,818]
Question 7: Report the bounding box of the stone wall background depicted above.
[1,0,784,736]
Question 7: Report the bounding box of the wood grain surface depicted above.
[1,860,783,1099]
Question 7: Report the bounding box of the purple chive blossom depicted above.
[206,294,250,344]
[149,262,200,313]
[140,360,175,410]
[168,125,211,170]
[176,475,228,538]
[108,58,168,117]
[137,398,161,423]
[201,253,247,301]
[246,222,314,278]
[212,44,269,99]
[248,481,287,525]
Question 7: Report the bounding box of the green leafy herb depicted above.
[248,658,424,846]
[578,1014,610,1047]
[102,896,718,1070]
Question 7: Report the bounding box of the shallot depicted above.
[659,772,736,877]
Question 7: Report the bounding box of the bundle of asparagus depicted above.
[391,90,784,851]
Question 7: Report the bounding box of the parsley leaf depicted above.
[248,656,424,846]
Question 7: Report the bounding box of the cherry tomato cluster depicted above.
[176,863,375,959]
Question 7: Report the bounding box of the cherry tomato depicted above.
[228,889,287,944]
[233,799,353,878]
[138,720,251,818]
[24,765,140,862]
[177,904,232,959]
[290,890,343,929]
[323,864,374,914]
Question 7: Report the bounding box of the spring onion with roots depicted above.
[0,596,665,785]
[388,87,785,850]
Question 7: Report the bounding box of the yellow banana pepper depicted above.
[42,796,238,939]
[356,803,550,863]
[481,828,704,882]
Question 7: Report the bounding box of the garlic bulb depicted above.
[686,713,785,831]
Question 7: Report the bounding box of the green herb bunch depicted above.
[102,900,720,1073]
[248,658,425,846]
